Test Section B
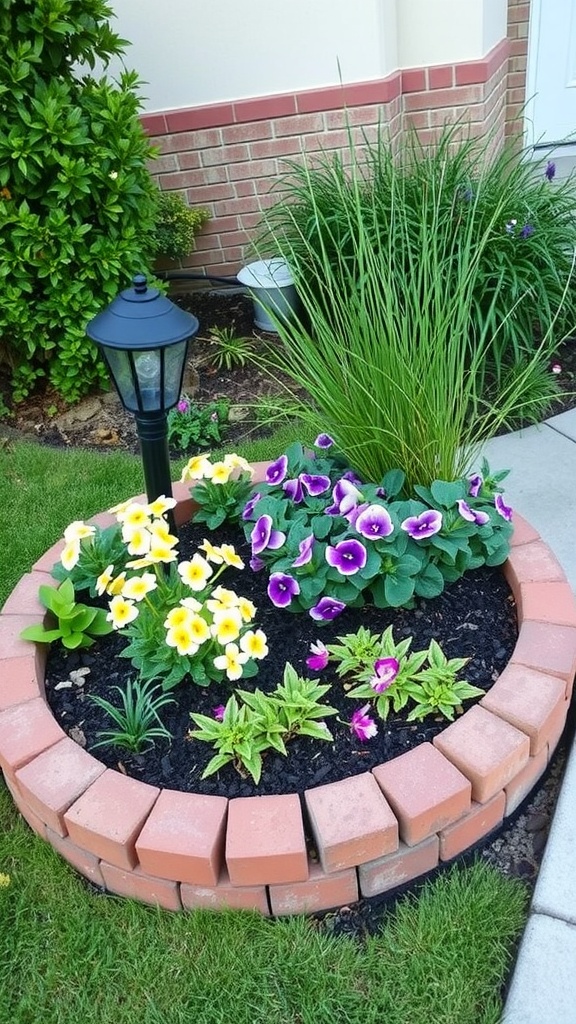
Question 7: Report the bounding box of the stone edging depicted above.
[1,465,575,916]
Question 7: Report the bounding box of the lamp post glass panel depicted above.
[86,275,199,533]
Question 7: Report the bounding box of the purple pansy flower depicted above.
[468,473,483,498]
[251,514,286,555]
[520,223,535,239]
[326,478,363,516]
[326,539,367,576]
[283,477,304,503]
[306,640,329,672]
[267,572,300,608]
[314,433,335,449]
[213,705,226,721]
[350,704,378,742]
[401,510,443,540]
[242,492,262,521]
[249,555,265,572]
[292,534,315,567]
[309,596,346,621]
[344,501,369,528]
[342,470,363,485]
[545,160,556,182]
[300,473,331,496]
[495,494,513,522]
[355,504,394,539]
[177,398,189,413]
[456,499,490,526]
[370,657,400,693]
[266,454,288,486]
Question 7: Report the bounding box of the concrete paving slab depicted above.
[531,739,576,924]
[544,408,576,443]
[502,913,576,1024]
[482,425,576,590]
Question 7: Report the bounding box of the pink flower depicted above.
[552,363,562,375]
[177,398,189,413]
[213,705,226,721]
[350,704,378,742]
[306,640,329,672]
[370,657,399,693]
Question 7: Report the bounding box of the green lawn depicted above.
[0,436,527,1024]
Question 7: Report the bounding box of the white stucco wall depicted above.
[108,0,507,113]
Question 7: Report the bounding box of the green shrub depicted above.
[152,190,209,261]
[0,0,159,403]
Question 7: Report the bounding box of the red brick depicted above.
[181,868,269,914]
[0,697,65,777]
[2,772,47,839]
[0,655,44,710]
[15,738,106,836]
[504,746,548,815]
[46,828,105,887]
[324,106,380,130]
[226,794,308,886]
[268,861,357,916]
[165,103,234,134]
[480,664,566,755]
[250,137,304,159]
[402,69,427,93]
[135,789,227,885]
[100,862,181,910]
[547,699,569,757]
[1,572,56,617]
[202,215,239,235]
[372,744,471,846]
[511,620,576,683]
[358,836,439,898]
[234,95,297,123]
[304,130,351,153]
[404,85,484,112]
[504,542,565,597]
[0,613,48,663]
[274,113,325,137]
[140,113,167,136]
[202,144,248,167]
[222,122,273,144]
[428,66,454,90]
[64,770,159,871]
[305,773,398,873]
[517,582,576,628]
[434,705,530,803]
[87,511,116,530]
[32,540,66,573]
[439,792,505,860]
[175,162,228,183]
[229,159,277,181]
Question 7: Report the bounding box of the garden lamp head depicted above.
[86,274,199,414]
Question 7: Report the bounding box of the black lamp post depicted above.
[86,274,199,533]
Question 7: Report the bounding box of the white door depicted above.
[526,0,576,146]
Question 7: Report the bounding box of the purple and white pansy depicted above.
[283,477,304,503]
[468,473,483,498]
[292,534,315,567]
[251,514,286,555]
[309,596,346,621]
[306,640,329,671]
[266,454,288,486]
[242,492,262,521]
[350,704,378,741]
[267,572,300,608]
[456,499,490,526]
[355,504,394,539]
[325,538,367,576]
[300,473,331,496]
[370,657,400,693]
[314,433,335,449]
[495,494,513,521]
[400,509,443,540]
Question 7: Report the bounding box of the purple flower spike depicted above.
[267,572,300,608]
[213,705,226,721]
[309,596,346,621]
[251,514,286,555]
[495,494,513,522]
[370,657,400,693]
[300,473,331,496]
[242,492,262,521]
[266,454,288,486]
[520,223,535,239]
[326,539,367,576]
[468,473,483,498]
[283,477,304,503]
[314,433,334,449]
[306,640,329,672]
[250,555,265,572]
[401,510,443,540]
[350,704,378,742]
[545,160,556,182]
[292,534,315,567]
[456,499,490,526]
[355,504,394,540]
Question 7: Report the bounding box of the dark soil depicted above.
[44,518,518,799]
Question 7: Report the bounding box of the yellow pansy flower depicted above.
[126,556,154,570]
[165,624,199,656]
[64,520,96,543]
[107,571,127,596]
[180,596,203,613]
[239,629,269,660]
[206,460,231,485]
[117,503,151,531]
[178,554,213,591]
[199,539,224,564]
[211,607,243,645]
[107,595,138,629]
[147,541,178,564]
[149,518,178,547]
[189,614,210,645]
[122,573,157,602]
[124,527,151,556]
[108,498,133,516]
[218,544,244,569]
[213,642,249,681]
[237,597,257,623]
[147,495,177,517]
[61,540,81,571]
[96,564,115,596]
[164,606,194,629]
[223,453,253,476]
[212,586,239,607]
[181,454,211,481]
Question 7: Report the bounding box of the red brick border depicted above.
[1,469,574,915]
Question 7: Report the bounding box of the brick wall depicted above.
[142,37,512,276]
[506,0,530,138]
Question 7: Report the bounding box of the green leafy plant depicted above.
[151,190,209,261]
[258,124,574,488]
[20,577,112,649]
[89,678,175,752]
[405,640,482,721]
[189,695,273,784]
[167,396,229,453]
[208,326,257,371]
[0,0,159,402]
[326,626,388,682]
[181,451,255,528]
[263,663,337,740]
[346,627,429,719]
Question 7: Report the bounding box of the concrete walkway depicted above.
[481,410,576,1024]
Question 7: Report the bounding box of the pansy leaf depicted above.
[413,563,445,598]
[430,480,466,507]
[384,574,415,607]
[380,468,405,498]
[312,516,333,540]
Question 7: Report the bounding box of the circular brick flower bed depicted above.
[1,466,575,916]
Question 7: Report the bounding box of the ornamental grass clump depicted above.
[259,124,575,489]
